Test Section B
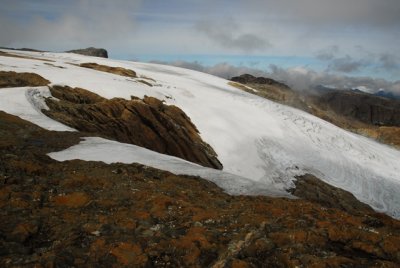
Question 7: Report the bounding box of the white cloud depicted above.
[0,0,142,50]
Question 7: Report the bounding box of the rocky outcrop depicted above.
[315,90,400,127]
[231,74,290,88]
[229,75,310,111]
[79,62,136,78]
[66,47,108,58]
[290,174,373,215]
[0,71,50,88]
[43,85,222,169]
[1,111,400,267]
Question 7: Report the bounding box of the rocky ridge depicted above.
[229,74,310,111]
[44,85,222,169]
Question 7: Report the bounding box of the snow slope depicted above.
[48,137,288,197]
[1,49,400,218]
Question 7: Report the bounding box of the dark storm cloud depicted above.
[195,19,271,52]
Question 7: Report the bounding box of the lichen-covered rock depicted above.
[290,174,373,215]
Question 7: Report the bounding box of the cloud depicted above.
[316,46,339,61]
[316,47,369,73]
[327,55,366,73]
[0,0,399,77]
[250,0,400,28]
[379,53,400,71]
[267,65,400,94]
[0,0,142,50]
[195,18,271,52]
[151,60,400,95]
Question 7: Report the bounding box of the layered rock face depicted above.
[1,111,400,267]
[44,86,222,169]
[66,47,108,58]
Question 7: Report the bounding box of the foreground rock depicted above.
[0,111,399,267]
[66,47,108,58]
[44,85,222,169]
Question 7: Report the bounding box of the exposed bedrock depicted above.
[43,85,222,169]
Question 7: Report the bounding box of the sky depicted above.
[0,0,399,93]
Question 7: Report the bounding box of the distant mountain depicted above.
[374,90,400,100]
[314,89,400,126]
[314,84,400,101]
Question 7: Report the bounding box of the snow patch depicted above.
[48,137,289,197]
[0,86,75,131]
